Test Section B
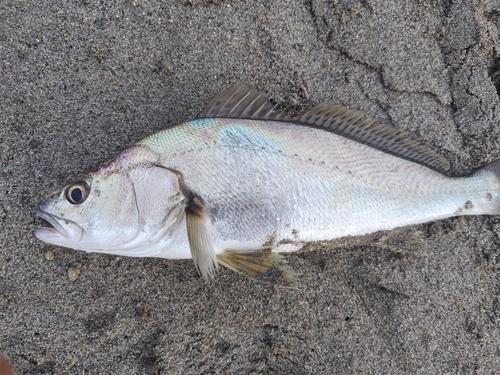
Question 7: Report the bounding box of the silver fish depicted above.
[34,81,500,279]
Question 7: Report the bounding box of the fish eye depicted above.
[65,181,91,205]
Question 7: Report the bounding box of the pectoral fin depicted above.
[184,191,218,280]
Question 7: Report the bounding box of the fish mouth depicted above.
[34,210,83,243]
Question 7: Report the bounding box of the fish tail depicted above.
[473,160,500,215]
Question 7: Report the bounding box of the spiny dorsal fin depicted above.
[198,81,292,121]
[295,104,451,173]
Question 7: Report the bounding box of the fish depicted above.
[34,81,500,280]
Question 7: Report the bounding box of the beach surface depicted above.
[1,0,500,373]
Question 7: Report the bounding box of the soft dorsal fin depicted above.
[295,104,451,173]
[198,81,292,121]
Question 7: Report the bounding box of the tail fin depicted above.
[479,159,500,177]
[474,160,500,215]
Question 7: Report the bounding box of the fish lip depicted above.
[34,209,83,242]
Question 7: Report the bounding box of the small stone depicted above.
[44,250,55,261]
[68,267,80,281]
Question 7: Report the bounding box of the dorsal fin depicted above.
[199,81,450,173]
[198,81,292,121]
[295,104,451,173]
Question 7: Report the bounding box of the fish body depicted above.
[35,82,500,279]
[140,118,499,258]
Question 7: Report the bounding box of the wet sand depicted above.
[1,1,500,373]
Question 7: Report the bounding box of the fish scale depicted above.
[35,81,500,280]
[140,118,500,253]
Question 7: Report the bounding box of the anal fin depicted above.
[217,249,294,280]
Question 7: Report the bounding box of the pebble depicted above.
[68,267,80,281]
[44,250,55,261]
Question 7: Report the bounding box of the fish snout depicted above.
[34,209,83,244]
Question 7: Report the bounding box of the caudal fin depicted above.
[479,159,500,176]
[473,160,500,215]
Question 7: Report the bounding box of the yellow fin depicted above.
[217,249,294,280]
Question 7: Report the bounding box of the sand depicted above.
[1,0,500,373]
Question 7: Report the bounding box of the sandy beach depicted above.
[1,0,500,373]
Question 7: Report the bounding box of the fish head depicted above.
[34,147,186,255]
